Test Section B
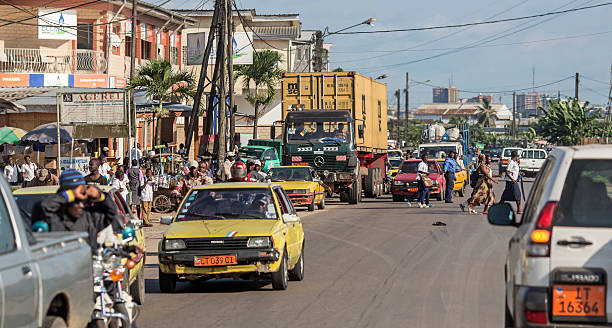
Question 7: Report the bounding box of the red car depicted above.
[391,159,446,202]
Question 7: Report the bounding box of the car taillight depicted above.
[527,201,557,257]
[525,310,547,324]
[292,156,302,162]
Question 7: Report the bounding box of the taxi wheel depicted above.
[318,194,325,210]
[458,184,466,197]
[289,248,304,281]
[308,193,316,211]
[392,194,404,202]
[130,269,145,305]
[159,269,176,293]
[271,251,288,290]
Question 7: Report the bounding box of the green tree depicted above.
[128,59,195,145]
[536,98,601,145]
[403,119,425,147]
[234,50,283,139]
[332,67,344,72]
[476,98,497,128]
[448,116,466,127]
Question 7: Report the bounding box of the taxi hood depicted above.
[272,180,313,189]
[164,219,282,239]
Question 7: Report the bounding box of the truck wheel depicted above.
[317,194,325,209]
[308,193,316,212]
[43,316,68,328]
[392,194,404,202]
[159,269,176,293]
[348,179,360,204]
[288,247,304,281]
[130,269,145,305]
[364,168,375,198]
[271,251,289,290]
[339,191,348,202]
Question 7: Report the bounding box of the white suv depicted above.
[488,145,612,327]
[521,149,548,177]
[500,147,523,173]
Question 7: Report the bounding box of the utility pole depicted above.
[216,0,228,164]
[575,72,580,100]
[604,63,612,143]
[227,1,236,150]
[395,89,401,144]
[128,0,137,160]
[404,72,409,149]
[512,91,516,143]
[184,0,220,159]
[313,30,323,72]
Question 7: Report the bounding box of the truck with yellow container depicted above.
[280,72,388,204]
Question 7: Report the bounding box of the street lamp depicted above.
[313,18,376,72]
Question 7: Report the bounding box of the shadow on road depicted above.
[145,278,274,294]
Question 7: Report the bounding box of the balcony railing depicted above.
[0,48,107,74]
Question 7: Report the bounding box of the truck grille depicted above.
[184,237,249,251]
[299,154,346,171]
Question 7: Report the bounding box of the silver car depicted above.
[488,145,612,327]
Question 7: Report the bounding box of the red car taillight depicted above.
[527,201,557,257]
[525,310,547,324]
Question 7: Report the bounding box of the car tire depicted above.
[392,194,404,202]
[317,194,325,209]
[308,193,316,211]
[271,250,289,290]
[458,183,465,197]
[288,247,304,281]
[505,289,515,328]
[159,269,176,293]
[43,316,68,328]
[130,269,145,305]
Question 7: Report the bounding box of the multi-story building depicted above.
[516,92,552,116]
[433,86,459,103]
[467,94,493,104]
[413,102,512,128]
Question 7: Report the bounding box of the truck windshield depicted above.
[419,146,458,158]
[175,188,278,222]
[268,167,312,181]
[286,119,351,144]
[239,148,264,159]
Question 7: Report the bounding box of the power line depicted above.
[419,76,574,95]
[332,1,612,35]
[231,2,283,51]
[0,0,101,28]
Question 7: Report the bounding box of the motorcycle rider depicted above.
[229,161,248,182]
[35,169,123,251]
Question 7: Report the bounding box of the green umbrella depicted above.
[0,126,27,145]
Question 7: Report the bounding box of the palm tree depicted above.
[128,59,195,145]
[537,98,601,145]
[476,98,497,128]
[234,50,283,139]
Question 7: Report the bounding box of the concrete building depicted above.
[433,86,459,103]
[516,92,552,116]
[467,94,493,104]
[413,102,512,128]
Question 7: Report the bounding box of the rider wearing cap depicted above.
[172,160,205,196]
[35,169,123,251]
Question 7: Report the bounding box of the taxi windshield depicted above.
[389,159,403,168]
[268,167,312,181]
[400,161,438,174]
[176,188,278,222]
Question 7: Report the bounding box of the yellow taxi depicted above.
[267,166,325,211]
[12,185,147,304]
[435,158,468,197]
[158,183,305,291]
[388,157,403,178]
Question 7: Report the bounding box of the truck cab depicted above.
[239,139,282,172]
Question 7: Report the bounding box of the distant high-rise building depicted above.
[467,94,494,104]
[516,93,551,116]
[433,86,459,103]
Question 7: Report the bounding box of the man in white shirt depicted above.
[126,143,143,163]
[111,168,130,203]
[140,168,155,227]
[416,153,431,208]
[21,155,37,187]
[500,150,523,213]
[98,156,112,179]
[4,155,20,186]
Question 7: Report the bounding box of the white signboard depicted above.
[38,9,77,40]
[186,32,206,66]
[60,91,127,125]
[44,73,69,87]
[187,32,254,66]
[60,157,90,174]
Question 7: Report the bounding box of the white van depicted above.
[521,149,547,176]
[499,147,523,173]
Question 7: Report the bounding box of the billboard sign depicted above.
[186,32,206,66]
[187,32,253,66]
[38,9,77,40]
[59,157,90,173]
[60,91,127,125]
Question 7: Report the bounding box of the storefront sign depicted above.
[38,9,77,40]
[60,91,126,125]
[74,74,108,88]
[59,157,90,173]
[43,73,70,87]
[0,73,29,87]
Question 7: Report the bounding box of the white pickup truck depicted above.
[0,176,93,328]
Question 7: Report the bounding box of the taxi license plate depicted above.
[194,255,237,267]
[552,284,606,318]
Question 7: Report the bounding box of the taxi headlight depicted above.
[164,239,186,250]
[248,237,271,248]
[393,180,406,185]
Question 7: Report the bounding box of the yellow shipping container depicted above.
[281,72,388,153]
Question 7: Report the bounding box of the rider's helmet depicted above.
[230,161,247,181]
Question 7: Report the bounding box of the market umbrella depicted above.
[0,126,27,145]
[21,123,72,144]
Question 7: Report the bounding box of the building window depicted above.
[182,46,187,66]
[141,40,152,59]
[77,23,94,50]
[170,46,179,65]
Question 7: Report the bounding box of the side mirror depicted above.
[358,125,365,139]
[283,213,298,223]
[487,203,518,226]
[160,216,173,225]
[32,221,49,232]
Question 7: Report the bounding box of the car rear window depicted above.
[554,160,612,228]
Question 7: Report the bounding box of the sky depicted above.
[168,0,612,110]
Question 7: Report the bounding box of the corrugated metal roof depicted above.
[0,87,54,102]
[251,26,299,39]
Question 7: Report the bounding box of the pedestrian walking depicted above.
[127,159,143,215]
[218,152,236,181]
[84,158,108,185]
[111,168,130,202]
[461,154,498,214]
[21,155,37,187]
[140,168,155,227]
[126,143,143,163]
[443,151,457,203]
[4,155,20,186]
[500,150,524,214]
[416,153,432,208]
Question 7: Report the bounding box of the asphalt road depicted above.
[139,172,532,328]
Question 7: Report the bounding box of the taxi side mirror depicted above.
[283,213,299,223]
[160,216,173,225]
